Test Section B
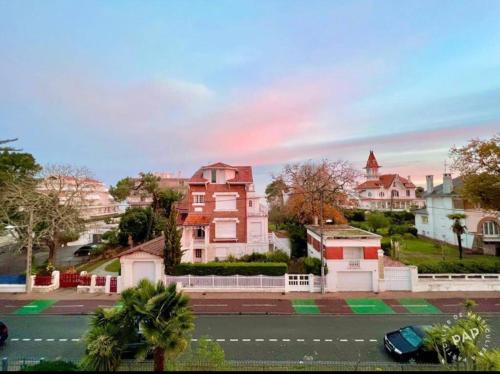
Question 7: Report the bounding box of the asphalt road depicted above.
[1,314,499,362]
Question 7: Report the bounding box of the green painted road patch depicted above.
[14,300,56,315]
[346,299,394,314]
[398,299,441,314]
[292,299,320,314]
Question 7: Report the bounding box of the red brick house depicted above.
[178,162,269,263]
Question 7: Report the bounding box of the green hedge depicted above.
[174,262,288,276]
[416,259,500,274]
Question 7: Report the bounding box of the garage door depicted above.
[133,261,156,286]
[337,272,373,291]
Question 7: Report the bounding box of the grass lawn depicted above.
[396,237,500,266]
[104,259,121,273]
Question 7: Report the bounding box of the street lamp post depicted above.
[320,191,325,294]
[25,209,34,292]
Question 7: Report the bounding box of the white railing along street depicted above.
[418,274,500,280]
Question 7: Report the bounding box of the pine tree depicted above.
[163,208,184,274]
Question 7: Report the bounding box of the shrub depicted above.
[388,224,418,237]
[403,233,416,240]
[286,223,307,258]
[416,260,500,274]
[90,244,106,258]
[381,238,391,255]
[174,262,288,276]
[21,360,79,371]
[303,257,322,275]
[343,209,366,222]
[266,250,289,263]
[102,229,119,245]
[225,254,238,262]
[366,212,390,232]
[239,253,267,262]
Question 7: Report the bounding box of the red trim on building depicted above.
[363,247,379,259]
[325,247,343,260]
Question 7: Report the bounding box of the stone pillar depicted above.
[51,270,60,290]
[284,273,289,293]
[105,275,111,294]
[377,249,385,279]
[309,274,315,293]
[116,276,123,294]
[90,275,97,293]
[409,266,418,292]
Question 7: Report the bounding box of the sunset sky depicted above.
[1,0,499,193]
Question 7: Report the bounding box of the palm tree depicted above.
[121,279,194,372]
[476,349,500,371]
[423,324,450,365]
[447,213,467,260]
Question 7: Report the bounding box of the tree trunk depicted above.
[457,233,463,260]
[153,347,165,372]
[47,240,57,264]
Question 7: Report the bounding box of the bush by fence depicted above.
[417,259,500,274]
[174,262,288,276]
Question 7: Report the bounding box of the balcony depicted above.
[348,260,361,269]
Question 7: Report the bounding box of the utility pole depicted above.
[319,191,325,294]
[25,209,33,293]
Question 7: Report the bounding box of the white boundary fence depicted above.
[165,274,320,293]
[384,267,413,291]
[415,273,500,292]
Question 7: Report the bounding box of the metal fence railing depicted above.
[1,358,450,372]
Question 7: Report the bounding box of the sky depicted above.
[1,0,499,194]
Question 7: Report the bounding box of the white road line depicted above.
[230,339,239,342]
[296,339,305,342]
[369,339,378,342]
[10,338,19,341]
[191,339,198,342]
[282,339,290,342]
[340,339,348,342]
[242,339,251,342]
[34,339,42,342]
[22,338,30,341]
[216,339,225,342]
[268,339,277,342]
[313,339,321,342]
[325,339,333,342]
[255,339,264,342]
[355,339,365,342]
[59,339,68,342]
[205,338,212,342]
[46,339,54,342]
[71,338,80,342]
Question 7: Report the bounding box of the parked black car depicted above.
[0,321,8,345]
[73,244,96,257]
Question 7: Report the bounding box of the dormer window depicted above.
[211,169,217,183]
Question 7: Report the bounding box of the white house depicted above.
[356,151,425,211]
[415,174,500,256]
[306,225,384,292]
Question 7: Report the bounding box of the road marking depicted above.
[268,339,277,342]
[242,339,251,342]
[34,338,42,342]
[370,339,378,342]
[205,338,212,341]
[191,338,198,342]
[59,338,68,342]
[216,339,225,342]
[255,339,264,342]
[296,339,305,342]
[355,339,364,342]
[71,338,80,342]
[282,339,290,342]
[325,339,333,342]
[230,339,239,342]
[192,304,228,307]
[22,338,30,341]
[340,339,348,342]
[10,338,19,341]
[46,339,54,342]
[313,339,321,342]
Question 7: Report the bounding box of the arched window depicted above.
[483,221,500,237]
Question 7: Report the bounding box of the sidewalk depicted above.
[1,288,499,301]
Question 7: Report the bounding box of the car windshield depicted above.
[400,327,422,348]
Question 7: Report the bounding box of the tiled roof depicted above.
[306,224,381,239]
[356,174,416,190]
[365,151,380,169]
[117,236,164,258]
[183,214,211,226]
[188,163,253,184]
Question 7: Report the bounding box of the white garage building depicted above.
[118,237,165,289]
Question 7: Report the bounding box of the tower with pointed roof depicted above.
[365,150,380,180]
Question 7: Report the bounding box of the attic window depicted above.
[211,169,217,183]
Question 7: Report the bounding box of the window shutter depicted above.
[215,221,237,239]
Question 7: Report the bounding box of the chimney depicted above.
[426,175,434,193]
[443,173,453,194]
[407,175,411,182]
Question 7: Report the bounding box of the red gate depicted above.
[96,276,106,287]
[110,277,117,293]
[60,273,80,288]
